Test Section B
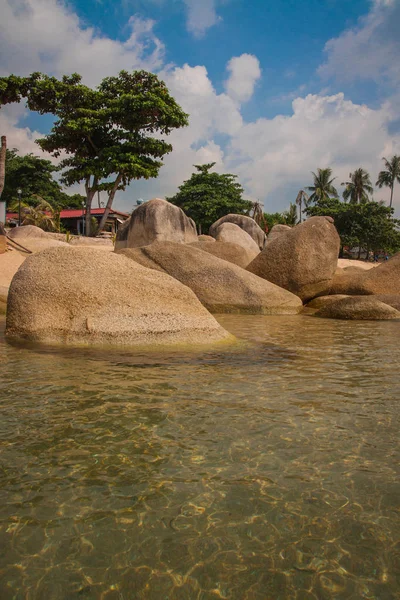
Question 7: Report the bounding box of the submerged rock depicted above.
[209,214,266,250]
[306,294,349,309]
[247,216,340,302]
[115,198,197,250]
[315,296,400,320]
[6,247,232,347]
[118,241,302,314]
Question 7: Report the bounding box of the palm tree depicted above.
[342,168,373,204]
[282,202,298,226]
[295,189,309,222]
[9,196,60,232]
[250,200,264,225]
[376,155,400,209]
[306,168,338,203]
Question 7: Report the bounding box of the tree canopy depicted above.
[167,163,252,232]
[376,155,400,209]
[305,196,400,256]
[306,168,338,203]
[0,70,189,235]
[2,149,84,209]
[342,168,373,204]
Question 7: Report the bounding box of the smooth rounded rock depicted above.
[306,294,349,309]
[247,216,340,302]
[315,296,400,320]
[118,242,302,315]
[6,247,232,347]
[115,198,197,250]
[209,214,266,250]
[330,253,400,296]
[189,240,257,268]
[214,223,260,258]
[266,224,291,245]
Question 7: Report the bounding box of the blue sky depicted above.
[1,0,400,213]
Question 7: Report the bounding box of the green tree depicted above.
[2,149,84,210]
[8,195,60,232]
[305,197,400,257]
[0,70,188,236]
[282,202,298,226]
[342,168,373,204]
[376,155,400,209]
[167,163,251,232]
[262,212,287,231]
[295,189,309,222]
[306,167,338,203]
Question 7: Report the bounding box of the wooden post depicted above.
[0,136,6,225]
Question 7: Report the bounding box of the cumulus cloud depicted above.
[0,0,164,85]
[1,0,400,214]
[183,0,221,38]
[225,54,262,104]
[318,0,400,85]
[227,92,400,209]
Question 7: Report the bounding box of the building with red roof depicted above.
[6,207,130,235]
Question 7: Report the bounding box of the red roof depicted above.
[6,207,129,220]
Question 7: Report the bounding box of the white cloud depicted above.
[0,0,164,86]
[1,0,400,216]
[225,54,261,104]
[318,0,400,85]
[183,0,220,38]
[226,92,400,209]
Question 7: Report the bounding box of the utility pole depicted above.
[0,136,6,224]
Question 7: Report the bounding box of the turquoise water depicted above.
[0,314,399,599]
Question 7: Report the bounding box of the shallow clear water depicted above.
[0,314,399,600]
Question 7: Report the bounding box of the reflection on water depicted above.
[0,315,399,599]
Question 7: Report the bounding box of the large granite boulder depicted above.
[118,242,302,314]
[315,296,400,320]
[189,240,256,268]
[7,225,47,240]
[115,198,197,250]
[247,217,340,302]
[266,224,291,245]
[209,214,266,250]
[214,223,260,258]
[6,247,232,347]
[306,294,349,309]
[355,254,400,295]
[7,225,68,254]
[329,253,400,296]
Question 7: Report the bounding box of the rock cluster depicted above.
[5,199,400,347]
[118,242,302,315]
[6,247,232,347]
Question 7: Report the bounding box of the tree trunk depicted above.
[84,176,98,237]
[96,174,123,236]
[0,136,6,197]
[357,245,362,260]
[389,184,394,209]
